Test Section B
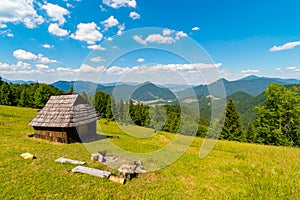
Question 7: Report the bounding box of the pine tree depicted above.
[221,99,244,141]
[81,91,88,102]
[106,96,115,121]
[245,122,257,143]
[68,85,74,94]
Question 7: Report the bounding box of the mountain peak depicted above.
[239,75,260,81]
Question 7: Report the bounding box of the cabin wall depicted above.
[33,127,69,143]
[76,122,97,142]
[33,121,97,143]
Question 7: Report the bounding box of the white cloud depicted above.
[71,22,103,44]
[275,67,281,71]
[133,34,176,45]
[137,58,145,63]
[0,23,7,28]
[175,31,188,40]
[134,30,188,45]
[87,45,106,51]
[241,69,259,74]
[163,29,173,36]
[48,23,69,36]
[192,26,200,31]
[42,3,70,25]
[13,49,57,63]
[105,63,222,75]
[0,0,44,28]
[106,66,131,75]
[101,15,119,30]
[0,62,9,69]
[133,35,146,45]
[13,61,31,70]
[66,3,74,8]
[0,29,14,37]
[37,54,57,64]
[102,0,136,9]
[129,11,140,20]
[270,41,300,52]
[90,56,106,62]
[13,49,37,60]
[79,64,105,73]
[35,64,49,69]
[100,5,107,12]
[6,32,14,37]
[117,23,125,36]
[42,44,53,49]
[107,37,113,41]
[286,66,297,70]
[56,67,79,73]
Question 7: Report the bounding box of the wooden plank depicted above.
[71,166,111,178]
[55,157,86,165]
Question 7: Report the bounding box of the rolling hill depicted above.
[177,75,300,98]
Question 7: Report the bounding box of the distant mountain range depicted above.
[2,78,35,85]
[3,75,300,102]
[177,75,300,98]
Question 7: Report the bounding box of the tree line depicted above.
[92,91,209,136]
[216,83,300,147]
[1,76,299,147]
[0,76,64,108]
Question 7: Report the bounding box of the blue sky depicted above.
[0,0,300,84]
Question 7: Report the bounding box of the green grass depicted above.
[1,105,300,199]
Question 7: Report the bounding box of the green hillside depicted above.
[1,105,300,199]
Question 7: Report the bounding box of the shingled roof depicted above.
[29,94,100,128]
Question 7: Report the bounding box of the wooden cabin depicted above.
[29,94,100,143]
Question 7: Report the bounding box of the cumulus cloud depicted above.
[56,67,79,73]
[134,30,188,45]
[117,23,125,36]
[133,34,176,45]
[137,58,145,63]
[90,56,106,62]
[175,31,188,40]
[101,15,119,30]
[0,0,44,28]
[270,41,300,52]
[163,29,173,36]
[13,49,37,60]
[79,64,105,73]
[87,45,106,51]
[116,23,125,36]
[13,49,58,63]
[241,69,259,74]
[286,66,297,70]
[0,62,10,69]
[105,62,222,75]
[6,32,14,37]
[37,54,57,64]
[71,22,103,44]
[48,23,69,36]
[35,64,49,69]
[192,26,200,31]
[42,3,70,25]
[129,11,140,20]
[10,61,31,70]
[102,0,136,9]
[42,44,53,49]
[0,23,7,29]
[0,29,14,37]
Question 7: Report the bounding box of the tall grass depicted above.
[0,105,299,199]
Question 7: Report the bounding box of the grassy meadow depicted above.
[1,105,300,199]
